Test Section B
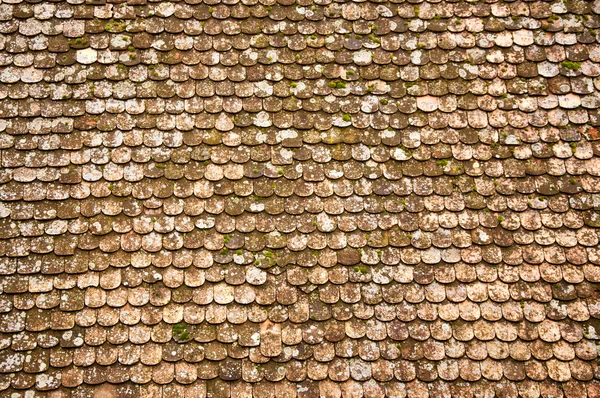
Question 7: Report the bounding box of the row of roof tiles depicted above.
[0,356,596,387]
[0,286,596,323]
[4,379,598,398]
[0,0,597,20]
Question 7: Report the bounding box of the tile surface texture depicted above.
[0,0,600,397]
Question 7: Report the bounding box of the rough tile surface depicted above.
[0,0,600,397]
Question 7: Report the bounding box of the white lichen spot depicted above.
[156,2,176,17]
[196,218,215,229]
[353,50,372,65]
[266,50,278,62]
[253,111,272,127]
[382,129,396,139]
[276,129,298,142]
[251,332,261,345]
[255,131,267,143]
[478,230,489,242]
[76,48,97,65]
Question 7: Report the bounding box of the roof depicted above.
[0,0,600,397]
